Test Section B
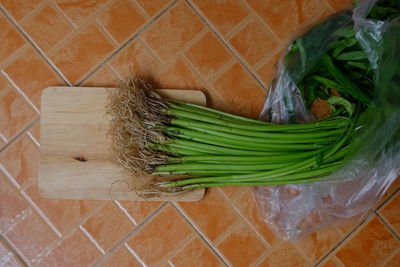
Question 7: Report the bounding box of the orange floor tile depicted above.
[1,0,399,266]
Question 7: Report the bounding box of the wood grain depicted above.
[39,87,206,201]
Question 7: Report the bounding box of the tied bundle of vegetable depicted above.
[106,0,399,194]
[106,77,356,194]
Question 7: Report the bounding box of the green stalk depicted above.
[167,162,341,187]
[168,140,288,156]
[165,127,326,151]
[164,116,356,185]
[167,150,322,163]
[155,161,293,172]
[166,109,349,132]
[171,118,345,140]
[154,170,256,176]
[178,124,339,145]
[169,101,267,125]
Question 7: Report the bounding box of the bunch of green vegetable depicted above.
[107,0,399,194]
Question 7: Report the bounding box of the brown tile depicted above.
[213,63,266,119]
[127,204,193,265]
[22,4,73,52]
[230,20,278,66]
[247,0,299,41]
[326,0,353,11]
[0,138,5,149]
[384,250,400,267]
[0,76,36,141]
[296,228,342,263]
[192,0,249,35]
[319,256,340,267]
[136,0,171,16]
[260,242,310,266]
[0,0,43,21]
[5,209,58,265]
[109,39,161,78]
[50,24,114,84]
[234,189,281,246]
[337,222,358,236]
[298,0,331,26]
[27,120,40,142]
[0,170,30,232]
[81,65,119,87]
[219,185,247,199]
[55,0,108,26]
[4,48,64,109]
[335,216,400,267]
[24,182,99,235]
[0,133,39,187]
[142,1,204,62]
[118,200,162,225]
[39,229,102,267]
[0,15,25,61]
[83,201,134,252]
[185,31,232,79]
[256,51,282,86]
[217,222,266,266]
[155,59,204,90]
[378,176,400,206]
[379,191,400,236]
[170,237,221,266]
[179,188,239,242]
[101,245,141,267]
[98,0,145,43]
[0,240,24,267]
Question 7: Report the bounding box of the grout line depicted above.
[50,0,77,30]
[0,133,8,146]
[16,0,48,25]
[185,0,268,92]
[0,165,21,190]
[95,19,120,47]
[77,0,179,86]
[224,14,253,40]
[20,191,62,238]
[0,117,40,154]
[171,202,230,266]
[1,71,40,114]
[330,255,345,267]
[216,188,270,247]
[167,260,175,267]
[374,211,400,240]
[314,212,374,266]
[0,6,72,86]
[93,202,168,267]
[381,247,400,266]
[125,243,147,267]
[79,225,106,255]
[113,200,137,225]
[154,233,196,266]
[128,0,150,20]
[238,0,281,44]
[375,182,400,211]
[26,131,40,148]
[0,235,29,267]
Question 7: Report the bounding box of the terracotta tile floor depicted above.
[0,0,399,266]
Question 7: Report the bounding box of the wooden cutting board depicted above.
[39,86,206,201]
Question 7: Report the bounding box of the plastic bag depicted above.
[254,0,400,240]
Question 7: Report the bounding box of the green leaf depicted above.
[336,51,368,61]
[327,96,354,116]
[346,61,370,70]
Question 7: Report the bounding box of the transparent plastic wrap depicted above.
[255,0,400,240]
